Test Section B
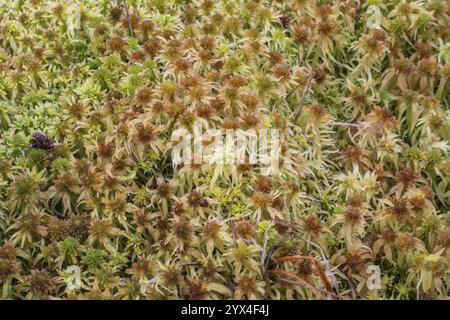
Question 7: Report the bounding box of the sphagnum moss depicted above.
[0,0,448,300]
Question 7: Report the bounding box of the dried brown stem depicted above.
[273,255,335,298]
[272,219,341,298]
[271,269,326,299]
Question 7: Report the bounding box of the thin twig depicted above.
[416,279,421,300]
[293,73,314,124]
[260,227,271,299]
[330,121,365,128]
[122,0,134,37]
[286,83,301,98]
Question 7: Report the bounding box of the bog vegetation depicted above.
[0,0,449,300]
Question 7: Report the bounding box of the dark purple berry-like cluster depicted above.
[28,133,54,150]
[199,198,209,207]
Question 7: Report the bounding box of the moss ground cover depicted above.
[0,0,449,300]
